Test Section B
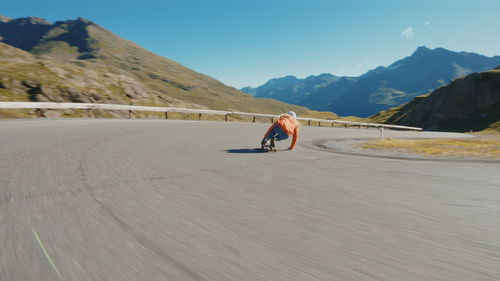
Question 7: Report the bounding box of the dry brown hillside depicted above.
[368,69,500,132]
[0,16,336,119]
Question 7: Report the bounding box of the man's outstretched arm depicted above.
[289,127,299,150]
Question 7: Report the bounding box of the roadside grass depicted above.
[468,130,500,140]
[360,138,500,159]
[0,109,34,119]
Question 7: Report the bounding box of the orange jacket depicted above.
[264,115,300,149]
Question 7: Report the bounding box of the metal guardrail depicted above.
[0,102,423,134]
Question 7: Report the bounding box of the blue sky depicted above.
[2,0,500,88]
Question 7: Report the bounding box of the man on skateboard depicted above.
[261,111,300,151]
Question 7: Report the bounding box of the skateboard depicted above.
[261,144,278,152]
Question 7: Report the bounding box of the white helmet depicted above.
[287,111,297,119]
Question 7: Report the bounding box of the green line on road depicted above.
[30,223,62,278]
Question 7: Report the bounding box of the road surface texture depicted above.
[1,119,499,280]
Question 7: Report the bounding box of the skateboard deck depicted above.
[262,145,277,152]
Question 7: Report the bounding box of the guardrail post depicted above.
[331,122,333,127]
[380,127,384,139]
[87,109,92,118]
[318,121,321,127]
[128,110,133,119]
[344,124,347,128]
[198,113,202,120]
[35,108,45,118]
[308,120,311,126]
[225,114,228,122]
[165,112,168,119]
[252,116,256,123]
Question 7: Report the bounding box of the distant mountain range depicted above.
[368,66,500,132]
[0,15,330,119]
[241,47,500,117]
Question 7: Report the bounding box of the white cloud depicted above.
[424,21,431,26]
[401,27,414,39]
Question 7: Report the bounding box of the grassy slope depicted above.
[75,22,312,114]
[367,94,429,124]
[366,69,500,132]
[1,19,338,120]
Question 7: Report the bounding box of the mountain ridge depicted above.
[242,46,500,117]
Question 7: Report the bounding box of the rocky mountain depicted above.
[368,68,500,132]
[241,74,344,105]
[242,47,500,117]
[0,15,11,23]
[0,15,326,119]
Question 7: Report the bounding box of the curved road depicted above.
[1,119,499,280]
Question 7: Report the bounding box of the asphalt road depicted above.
[1,119,499,281]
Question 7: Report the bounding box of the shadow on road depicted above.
[225,148,267,154]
